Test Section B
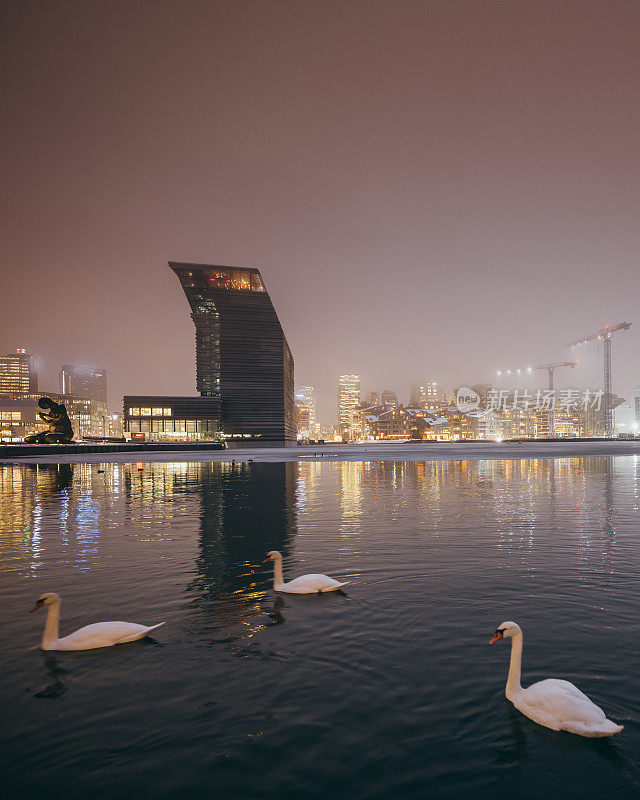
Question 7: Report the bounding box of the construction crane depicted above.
[567,322,632,437]
[496,361,579,437]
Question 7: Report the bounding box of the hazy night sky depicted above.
[2,0,639,422]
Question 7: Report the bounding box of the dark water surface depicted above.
[1,457,639,799]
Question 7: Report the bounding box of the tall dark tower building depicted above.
[170,262,295,443]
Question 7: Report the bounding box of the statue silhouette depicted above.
[24,397,74,444]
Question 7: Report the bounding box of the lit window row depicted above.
[128,407,172,416]
[0,412,21,420]
[128,420,217,433]
[205,269,265,292]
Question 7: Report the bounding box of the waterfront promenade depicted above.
[2,439,640,464]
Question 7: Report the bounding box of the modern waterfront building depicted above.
[338,374,360,439]
[121,263,294,445]
[60,365,107,402]
[123,396,221,441]
[0,350,37,394]
[169,262,295,444]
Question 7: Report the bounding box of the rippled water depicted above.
[1,456,640,799]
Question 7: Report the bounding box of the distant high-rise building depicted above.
[381,389,398,406]
[364,391,379,407]
[170,262,295,443]
[295,385,316,439]
[614,386,640,435]
[60,365,107,402]
[410,381,443,408]
[338,374,360,438]
[0,349,37,394]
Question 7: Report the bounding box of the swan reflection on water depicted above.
[35,653,68,699]
[267,596,286,627]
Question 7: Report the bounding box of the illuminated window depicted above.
[208,268,255,290]
[140,420,151,433]
[208,270,231,288]
[152,420,162,432]
[11,412,20,420]
[152,408,163,417]
[163,420,174,432]
[186,421,197,434]
[174,420,186,432]
[129,420,141,433]
[129,407,140,416]
[140,408,151,416]
[163,408,172,416]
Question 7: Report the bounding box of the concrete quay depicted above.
[1,438,640,465]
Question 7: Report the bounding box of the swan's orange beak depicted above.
[30,603,43,613]
[489,630,504,645]
[262,557,270,563]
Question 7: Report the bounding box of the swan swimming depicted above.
[263,551,348,594]
[489,621,623,737]
[31,592,165,651]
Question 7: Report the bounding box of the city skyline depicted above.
[2,2,640,423]
[2,340,638,429]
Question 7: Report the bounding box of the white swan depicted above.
[489,621,623,737]
[31,592,165,651]
[263,551,348,594]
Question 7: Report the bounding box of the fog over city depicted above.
[2,1,639,423]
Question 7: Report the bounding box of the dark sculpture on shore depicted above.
[24,397,74,444]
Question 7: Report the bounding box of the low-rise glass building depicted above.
[123,396,221,441]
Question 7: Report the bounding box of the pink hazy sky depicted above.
[2,0,639,422]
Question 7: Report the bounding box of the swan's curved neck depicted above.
[506,631,523,699]
[42,601,60,649]
[272,556,284,588]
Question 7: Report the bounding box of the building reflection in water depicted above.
[338,461,364,532]
[190,461,297,595]
[0,463,78,575]
[120,459,299,637]
[194,461,298,643]
[0,455,629,631]
[296,461,321,515]
[328,458,623,591]
[571,457,617,584]
[186,461,298,642]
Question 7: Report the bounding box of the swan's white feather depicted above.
[515,679,621,735]
[278,574,348,594]
[266,551,348,594]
